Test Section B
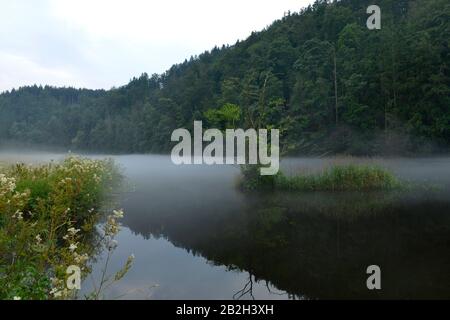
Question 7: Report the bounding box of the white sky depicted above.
[0,0,314,92]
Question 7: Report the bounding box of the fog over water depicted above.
[1,150,450,299]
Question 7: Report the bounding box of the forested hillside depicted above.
[0,0,449,155]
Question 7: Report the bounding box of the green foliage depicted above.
[240,164,401,192]
[0,265,51,300]
[15,178,52,210]
[204,103,241,129]
[274,165,401,192]
[0,0,448,154]
[239,165,278,191]
[0,157,121,300]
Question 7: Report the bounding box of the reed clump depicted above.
[240,164,401,192]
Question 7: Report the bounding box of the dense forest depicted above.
[0,0,449,155]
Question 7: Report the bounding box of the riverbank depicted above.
[0,156,122,300]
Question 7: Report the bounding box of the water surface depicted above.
[2,151,450,299]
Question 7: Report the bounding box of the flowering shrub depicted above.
[0,156,125,300]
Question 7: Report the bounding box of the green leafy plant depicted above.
[0,156,130,300]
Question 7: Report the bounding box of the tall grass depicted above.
[276,165,401,191]
[240,164,401,192]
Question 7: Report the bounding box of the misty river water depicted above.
[1,151,450,299]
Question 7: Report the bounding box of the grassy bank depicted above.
[240,164,401,192]
[0,156,121,300]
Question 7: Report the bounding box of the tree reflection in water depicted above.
[121,186,450,299]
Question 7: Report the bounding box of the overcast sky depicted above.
[0,0,314,92]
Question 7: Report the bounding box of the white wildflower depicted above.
[13,210,23,221]
[113,209,124,219]
[74,253,89,264]
[105,216,120,236]
[67,227,80,235]
[0,174,16,194]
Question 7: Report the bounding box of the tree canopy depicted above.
[0,0,448,155]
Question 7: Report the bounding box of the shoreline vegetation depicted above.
[240,164,402,192]
[0,156,130,300]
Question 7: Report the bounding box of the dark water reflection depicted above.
[87,155,450,300]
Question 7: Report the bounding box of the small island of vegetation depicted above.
[240,163,401,192]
